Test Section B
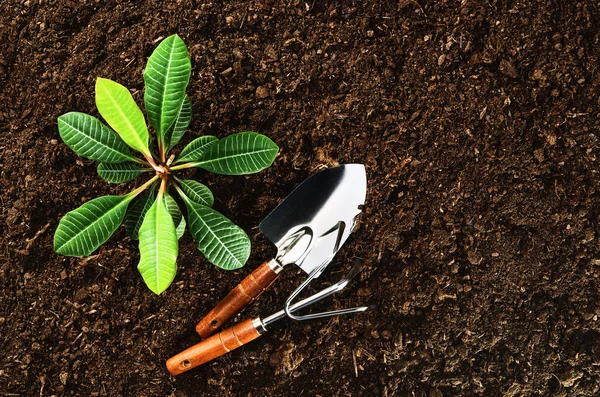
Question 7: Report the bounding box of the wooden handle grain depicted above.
[166,318,262,376]
[195,261,279,338]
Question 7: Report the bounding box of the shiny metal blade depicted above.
[259,164,367,274]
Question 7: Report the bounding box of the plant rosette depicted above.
[54,34,279,295]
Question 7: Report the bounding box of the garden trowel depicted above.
[195,164,367,338]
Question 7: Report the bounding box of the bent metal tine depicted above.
[263,262,368,327]
[283,221,360,321]
[281,221,346,321]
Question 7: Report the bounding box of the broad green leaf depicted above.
[138,195,178,295]
[164,95,192,152]
[143,34,191,150]
[124,189,157,240]
[194,132,278,175]
[183,198,250,270]
[165,189,185,239]
[177,179,214,207]
[176,216,186,239]
[96,78,150,156]
[54,195,132,256]
[58,112,135,163]
[176,135,218,164]
[164,193,182,226]
[97,162,150,184]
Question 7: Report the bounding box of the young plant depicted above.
[54,35,278,294]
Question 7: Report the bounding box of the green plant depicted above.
[54,35,278,294]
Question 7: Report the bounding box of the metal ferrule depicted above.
[267,258,285,274]
[252,317,267,334]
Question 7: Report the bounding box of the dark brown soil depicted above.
[2,1,600,396]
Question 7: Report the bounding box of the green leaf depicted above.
[138,194,178,295]
[58,112,135,163]
[164,193,183,226]
[164,95,192,152]
[124,189,157,240]
[96,78,150,156]
[177,179,214,207]
[143,34,191,150]
[97,162,150,184]
[176,216,186,239]
[176,135,218,164]
[54,195,132,256]
[194,132,278,175]
[165,194,186,239]
[183,198,250,270]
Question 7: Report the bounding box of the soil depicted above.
[1,1,600,396]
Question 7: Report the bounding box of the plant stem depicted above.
[166,154,176,167]
[158,140,166,164]
[130,156,150,166]
[158,175,168,197]
[144,153,163,173]
[169,162,199,171]
[172,182,191,205]
[128,175,160,199]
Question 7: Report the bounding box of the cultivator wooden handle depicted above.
[195,260,280,338]
[166,318,262,376]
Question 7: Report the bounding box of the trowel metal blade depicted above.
[259,164,367,274]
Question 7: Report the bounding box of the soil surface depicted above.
[2,1,600,396]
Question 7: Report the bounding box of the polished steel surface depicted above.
[259,164,367,274]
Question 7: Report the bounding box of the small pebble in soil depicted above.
[532,69,544,80]
[467,250,483,265]
[255,86,269,98]
[499,59,518,78]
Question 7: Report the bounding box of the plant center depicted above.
[156,164,170,177]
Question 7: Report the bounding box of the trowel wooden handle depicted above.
[195,260,280,338]
[166,318,262,376]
